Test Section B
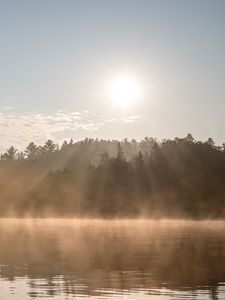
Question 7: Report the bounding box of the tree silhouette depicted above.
[25,142,41,159]
[0,135,224,218]
[43,140,57,153]
[1,146,17,160]
[117,142,125,161]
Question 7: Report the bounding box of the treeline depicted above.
[1,134,225,218]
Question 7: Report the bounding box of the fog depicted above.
[1,135,225,219]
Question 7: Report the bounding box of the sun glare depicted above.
[107,76,141,108]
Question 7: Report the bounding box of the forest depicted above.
[0,134,225,218]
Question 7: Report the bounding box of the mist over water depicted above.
[0,219,224,299]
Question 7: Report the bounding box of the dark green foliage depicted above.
[0,134,225,218]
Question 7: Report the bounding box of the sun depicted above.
[107,76,141,108]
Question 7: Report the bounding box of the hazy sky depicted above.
[0,0,225,150]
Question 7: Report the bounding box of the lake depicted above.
[0,219,224,299]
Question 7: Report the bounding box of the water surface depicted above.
[0,219,224,299]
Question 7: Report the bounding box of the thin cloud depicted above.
[0,109,102,151]
[0,108,141,152]
[125,115,140,123]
